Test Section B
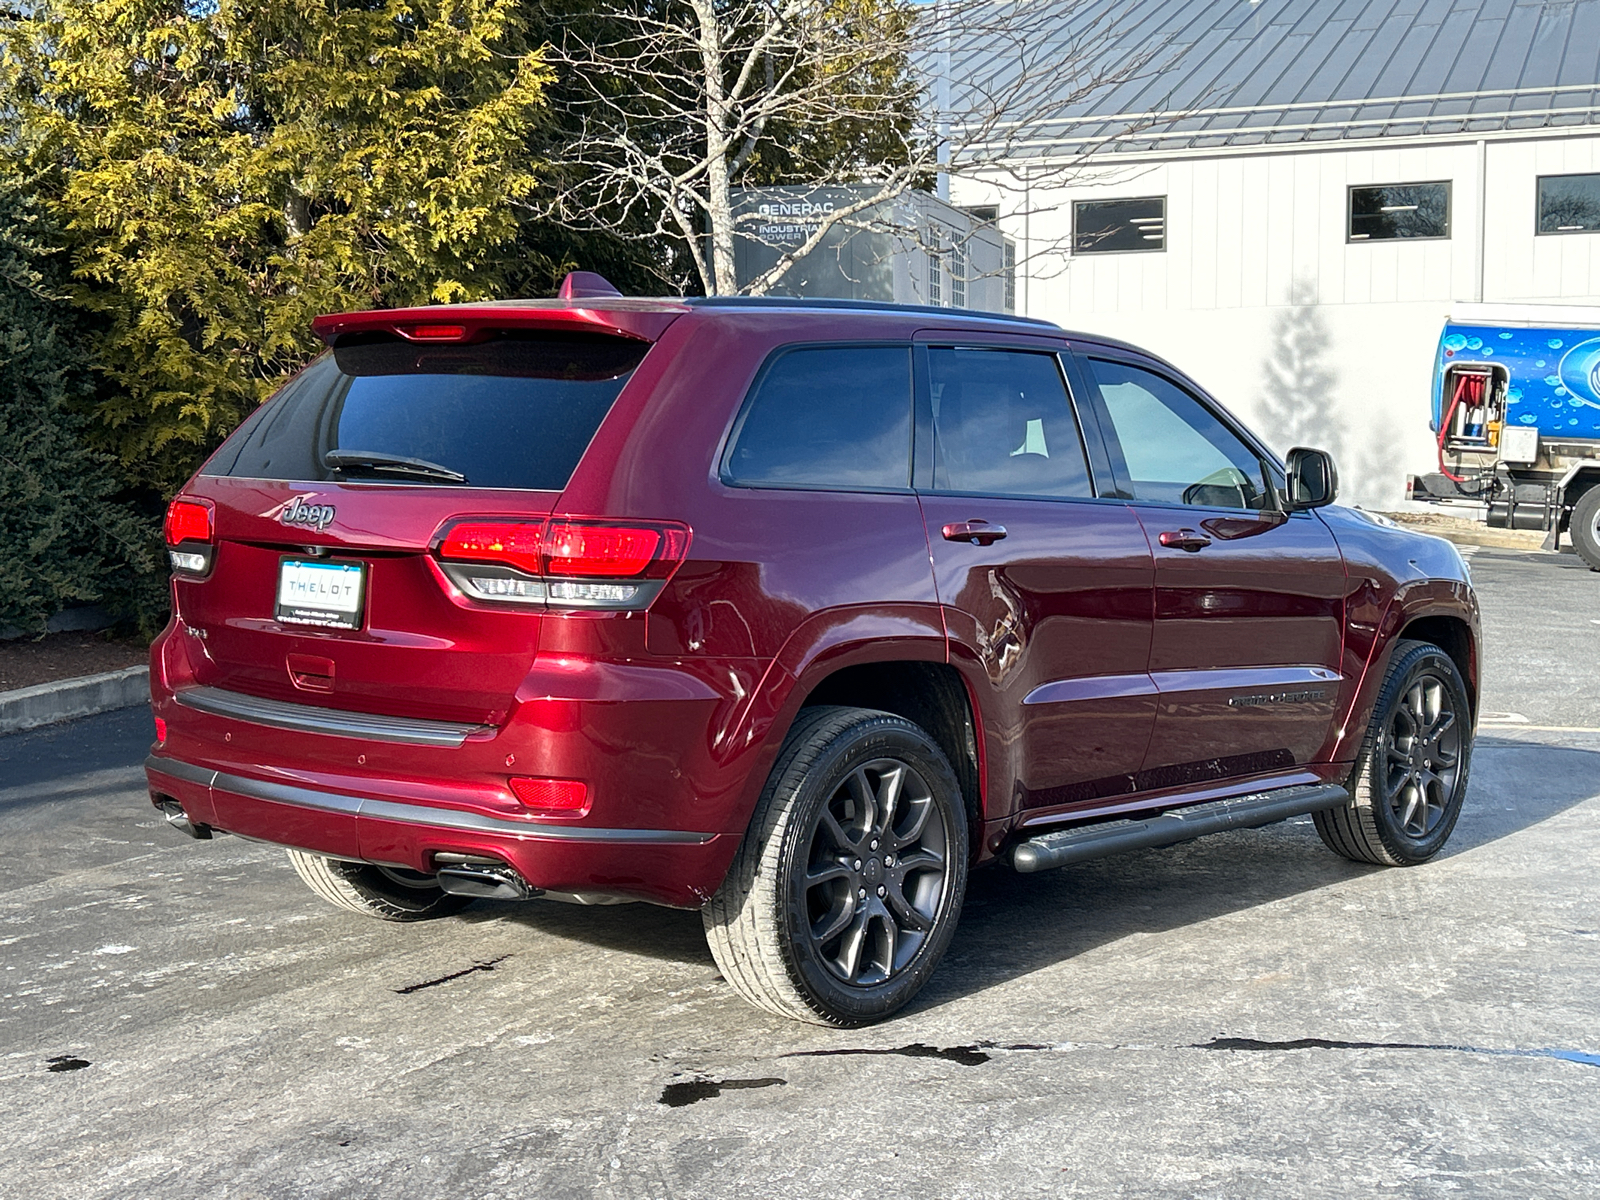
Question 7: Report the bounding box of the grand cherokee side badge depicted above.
[279,496,336,532]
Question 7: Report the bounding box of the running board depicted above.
[1010,783,1351,873]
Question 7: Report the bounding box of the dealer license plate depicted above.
[275,559,366,629]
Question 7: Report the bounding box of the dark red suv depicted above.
[146,277,1480,1025]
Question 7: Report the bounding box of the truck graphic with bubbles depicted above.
[1408,303,1600,569]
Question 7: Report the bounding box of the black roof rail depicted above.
[683,295,1056,327]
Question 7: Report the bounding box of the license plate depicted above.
[275,559,366,629]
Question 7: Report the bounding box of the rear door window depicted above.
[205,331,650,489]
[724,346,912,490]
[926,347,1094,498]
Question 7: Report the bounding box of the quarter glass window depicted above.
[928,348,1093,498]
[1088,359,1270,511]
[726,346,912,489]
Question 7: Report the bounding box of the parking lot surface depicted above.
[2,546,1597,1199]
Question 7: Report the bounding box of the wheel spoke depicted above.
[837,909,871,982]
[846,768,877,836]
[806,860,852,887]
[892,796,933,850]
[812,898,854,946]
[874,766,905,839]
[894,848,944,875]
[884,882,932,932]
[1397,782,1422,832]
[817,809,858,856]
[878,911,899,976]
[1428,708,1457,741]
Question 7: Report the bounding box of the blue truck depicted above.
[1408,303,1600,568]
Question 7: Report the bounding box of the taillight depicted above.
[435,517,690,610]
[164,497,215,577]
[509,777,589,817]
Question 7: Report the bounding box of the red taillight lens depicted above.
[164,498,213,545]
[545,522,664,577]
[154,717,167,744]
[509,777,588,816]
[438,521,545,574]
[435,517,690,609]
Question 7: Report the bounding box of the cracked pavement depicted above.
[2,545,1597,1198]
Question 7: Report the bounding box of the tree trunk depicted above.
[690,0,738,294]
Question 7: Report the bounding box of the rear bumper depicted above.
[145,753,735,908]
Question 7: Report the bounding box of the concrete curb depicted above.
[0,666,150,735]
[1379,513,1549,551]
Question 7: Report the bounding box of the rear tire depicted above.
[287,850,471,921]
[1314,639,1473,866]
[703,706,969,1026]
[1569,486,1600,571]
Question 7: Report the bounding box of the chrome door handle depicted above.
[942,520,1008,546]
[1159,528,1211,552]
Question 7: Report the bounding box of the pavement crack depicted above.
[782,1042,1006,1067]
[393,954,512,995]
[659,1076,785,1107]
[1194,1037,1600,1068]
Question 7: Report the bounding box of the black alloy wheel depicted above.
[799,757,951,987]
[1379,672,1464,839]
[1314,639,1474,866]
[703,706,969,1025]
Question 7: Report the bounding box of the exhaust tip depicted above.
[154,797,213,840]
[433,855,537,902]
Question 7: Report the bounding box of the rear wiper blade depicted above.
[324,450,467,483]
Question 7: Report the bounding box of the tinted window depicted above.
[1088,359,1269,511]
[1073,197,1165,253]
[1537,173,1600,234]
[725,346,911,489]
[207,332,648,489]
[1348,183,1450,241]
[928,348,1092,498]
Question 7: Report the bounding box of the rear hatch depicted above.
[172,312,667,726]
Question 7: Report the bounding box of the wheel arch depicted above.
[1393,612,1479,720]
[797,660,984,850]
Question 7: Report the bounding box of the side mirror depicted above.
[1284,447,1338,510]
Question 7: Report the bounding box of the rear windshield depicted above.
[204,331,651,489]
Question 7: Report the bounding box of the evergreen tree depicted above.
[3,0,550,493]
[0,174,162,636]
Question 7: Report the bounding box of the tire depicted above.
[1314,639,1473,866]
[1569,486,1600,571]
[703,706,969,1026]
[287,850,472,921]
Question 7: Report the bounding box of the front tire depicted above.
[287,850,471,921]
[1569,486,1600,571]
[1314,639,1473,866]
[703,706,969,1026]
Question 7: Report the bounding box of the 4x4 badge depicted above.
[279,496,336,532]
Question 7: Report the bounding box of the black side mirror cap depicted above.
[1284,447,1338,510]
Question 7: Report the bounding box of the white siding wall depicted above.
[971,134,1600,507]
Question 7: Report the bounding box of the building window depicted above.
[1537,174,1600,234]
[951,241,967,308]
[1072,197,1165,254]
[1003,241,1016,312]
[928,231,943,306]
[1348,182,1450,241]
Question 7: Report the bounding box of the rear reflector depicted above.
[154,717,167,744]
[164,498,213,545]
[436,517,690,610]
[509,777,588,816]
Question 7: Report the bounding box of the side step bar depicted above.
[1011,783,1351,873]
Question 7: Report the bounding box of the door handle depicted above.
[942,520,1008,546]
[1159,528,1212,552]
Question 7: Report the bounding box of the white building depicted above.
[957,0,1600,507]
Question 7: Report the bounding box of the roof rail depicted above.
[684,295,1054,326]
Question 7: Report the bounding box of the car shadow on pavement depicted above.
[436,737,1600,1002]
